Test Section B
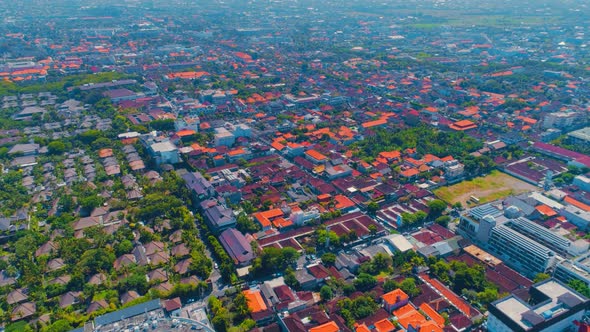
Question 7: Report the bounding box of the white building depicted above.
[488,279,589,332]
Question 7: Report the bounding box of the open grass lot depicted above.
[434,170,539,206]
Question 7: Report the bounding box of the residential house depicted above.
[219,228,254,266]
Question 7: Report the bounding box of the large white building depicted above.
[488,279,589,332]
[543,111,582,130]
[488,224,559,278]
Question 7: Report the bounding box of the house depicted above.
[305,149,329,164]
[59,291,83,308]
[14,106,46,120]
[181,171,215,200]
[382,288,410,312]
[121,291,140,305]
[243,289,273,323]
[163,297,182,316]
[6,289,28,305]
[149,141,180,165]
[87,299,110,314]
[113,254,137,271]
[309,321,340,332]
[201,200,236,232]
[219,228,254,266]
[449,119,477,131]
[11,301,36,321]
[8,143,40,156]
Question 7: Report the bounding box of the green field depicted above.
[434,170,538,206]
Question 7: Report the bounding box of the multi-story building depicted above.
[488,279,590,332]
[554,255,590,286]
[567,127,590,147]
[543,111,583,130]
[214,127,236,147]
[443,159,465,180]
[457,203,506,243]
[506,217,588,258]
[488,225,559,278]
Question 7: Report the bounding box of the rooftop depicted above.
[491,279,589,331]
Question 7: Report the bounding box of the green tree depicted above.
[383,279,400,293]
[354,273,377,291]
[284,267,299,289]
[233,292,251,320]
[367,201,379,215]
[427,199,447,218]
[400,278,420,297]
[115,239,134,256]
[44,319,73,332]
[568,279,590,298]
[477,287,499,305]
[321,253,337,266]
[320,285,334,301]
[435,215,451,227]
[47,140,67,155]
[533,273,551,283]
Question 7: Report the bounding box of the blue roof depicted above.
[94,299,161,327]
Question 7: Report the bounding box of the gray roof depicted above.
[94,299,161,327]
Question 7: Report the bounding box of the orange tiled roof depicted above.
[379,150,401,160]
[309,321,339,332]
[394,305,426,329]
[334,195,355,210]
[354,323,371,332]
[167,71,210,79]
[374,319,395,332]
[400,168,420,177]
[305,149,328,161]
[176,129,196,137]
[382,288,409,305]
[271,141,285,151]
[243,289,267,313]
[228,148,246,157]
[98,148,113,158]
[449,120,477,131]
[536,205,557,217]
[362,118,387,128]
[564,196,590,212]
[419,303,445,327]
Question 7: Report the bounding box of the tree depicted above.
[428,199,447,218]
[338,295,379,320]
[400,278,420,297]
[435,215,451,227]
[321,253,337,266]
[115,239,134,256]
[79,248,116,275]
[354,273,377,291]
[190,249,213,279]
[367,201,379,215]
[47,140,67,155]
[372,252,392,273]
[383,279,400,293]
[477,287,499,305]
[44,319,73,332]
[568,279,590,298]
[233,292,251,320]
[284,267,299,289]
[320,285,334,301]
[149,119,175,132]
[533,273,551,283]
[236,212,260,234]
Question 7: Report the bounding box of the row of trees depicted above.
[352,125,483,162]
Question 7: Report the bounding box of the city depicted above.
[0,0,589,331]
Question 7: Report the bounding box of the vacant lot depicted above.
[434,170,538,206]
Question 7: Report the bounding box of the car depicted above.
[214,263,218,269]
